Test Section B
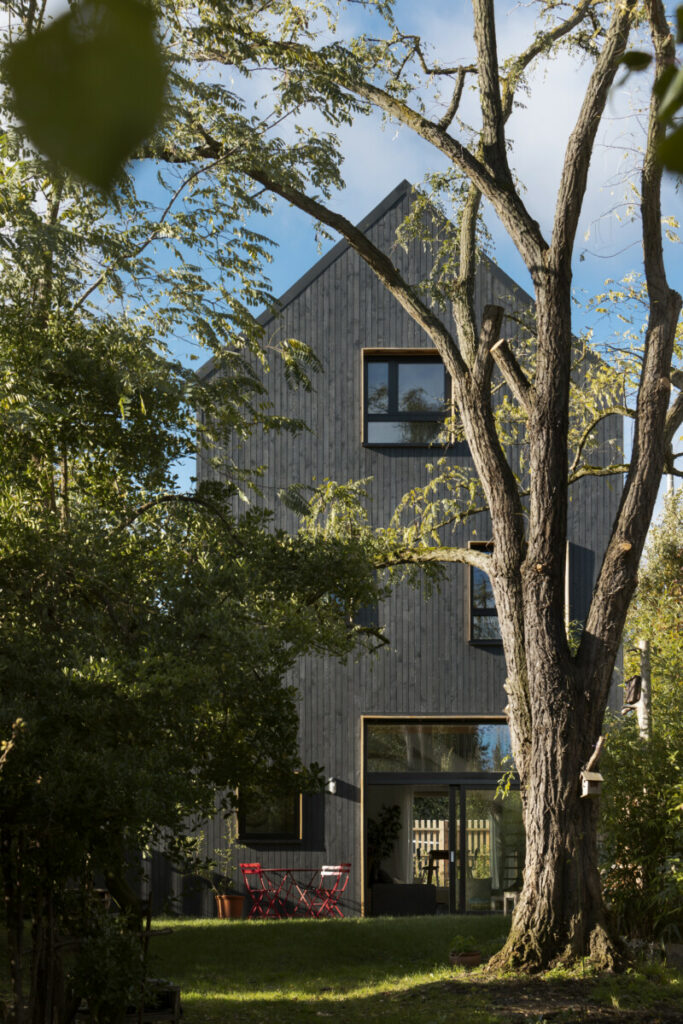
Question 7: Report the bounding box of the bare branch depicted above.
[500,0,595,120]
[583,734,604,773]
[452,181,484,366]
[568,405,634,476]
[552,0,636,263]
[491,339,532,414]
[437,67,476,131]
[671,368,683,391]
[472,0,510,181]
[568,463,630,484]
[472,304,504,387]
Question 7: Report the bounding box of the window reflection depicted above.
[364,353,448,446]
[398,362,445,411]
[366,722,512,774]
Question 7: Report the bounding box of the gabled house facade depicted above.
[190,180,622,918]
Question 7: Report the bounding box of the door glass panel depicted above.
[412,791,452,913]
[464,790,525,912]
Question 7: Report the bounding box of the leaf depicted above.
[3,0,166,189]
[678,5,683,44]
[657,125,683,175]
[618,51,652,72]
[657,66,683,126]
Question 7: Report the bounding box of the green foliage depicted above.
[601,492,683,939]
[0,12,384,1015]
[449,933,480,954]
[193,815,246,894]
[4,0,167,188]
[600,720,682,939]
[67,900,147,1024]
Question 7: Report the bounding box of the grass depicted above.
[146,916,683,1024]
[2,915,681,1022]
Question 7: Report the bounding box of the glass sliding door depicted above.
[463,789,525,912]
[411,788,458,913]
[363,719,524,915]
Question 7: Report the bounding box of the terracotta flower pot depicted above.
[449,950,482,968]
[215,893,245,919]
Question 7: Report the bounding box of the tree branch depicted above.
[472,304,504,388]
[568,405,633,477]
[551,0,636,263]
[376,543,492,571]
[472,0,510,181]
[578,0,682,712]
[72,148,239,312]
[437,67,476,130]
[568,463,630,484]
[491,339,532,414]
[116,493,234,533]
[246,166,469,380]
[500,0,595,120]
[665,387,683,449]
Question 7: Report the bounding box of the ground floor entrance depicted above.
[363,718,525,916]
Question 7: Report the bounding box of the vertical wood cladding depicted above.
[196,181,622,914]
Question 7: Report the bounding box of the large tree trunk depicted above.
[487,277,625,970]
[490,657,622,970]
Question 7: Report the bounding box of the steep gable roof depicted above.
[198,179,534,380]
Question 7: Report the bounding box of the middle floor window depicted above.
[364,351,450,445]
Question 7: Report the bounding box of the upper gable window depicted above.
[364,352,449,446]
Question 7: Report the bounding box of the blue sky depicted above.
[159,1,681,511]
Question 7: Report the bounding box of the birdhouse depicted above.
[580,770,603,798]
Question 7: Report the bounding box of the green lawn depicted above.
[147,916,683,1024]
[1,916,681,1023]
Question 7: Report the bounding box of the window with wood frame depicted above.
[364,351,450,445]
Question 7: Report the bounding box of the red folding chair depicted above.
[310,863,351,918]
[240,863,269,918]
[241,863,288,918]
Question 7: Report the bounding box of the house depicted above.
[180,180,622,917]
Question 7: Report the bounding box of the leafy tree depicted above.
[147,0,683,971]
[0,26,384,1024]
[600,490,683,939]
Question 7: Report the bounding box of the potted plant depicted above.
[448,934,482,968]
[198,816,246,919]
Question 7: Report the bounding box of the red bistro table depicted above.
[240,863,350,919]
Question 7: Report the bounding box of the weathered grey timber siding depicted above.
[188,181,623,917]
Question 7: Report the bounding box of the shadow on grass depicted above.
[149,917,683,1024]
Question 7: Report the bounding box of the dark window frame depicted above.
[468,541,503,646]
[238,791,303,845]
[363,349,451,447]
